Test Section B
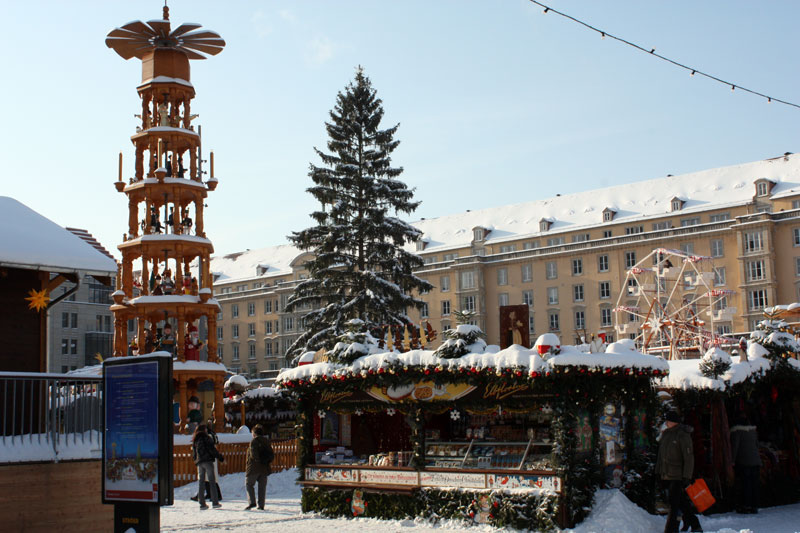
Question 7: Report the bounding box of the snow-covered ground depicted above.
[162,468,800,532]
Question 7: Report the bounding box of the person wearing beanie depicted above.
[244,424,274,510]
[656,411,702,532]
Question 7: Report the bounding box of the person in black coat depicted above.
[656,411,702,533]
[191,423,223,502]
[192,423,224,509]
[731,414,762,514]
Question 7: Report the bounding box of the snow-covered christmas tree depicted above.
[286,67,432,362]
[749,317,800,366]
[434,310,487,358]
[698,346,732,379]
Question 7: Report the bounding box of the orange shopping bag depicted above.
[685,478,715,513]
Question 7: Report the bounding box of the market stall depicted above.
[660,317,800,511]
[277,337,668,530]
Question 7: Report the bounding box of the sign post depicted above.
[103,354,173,533]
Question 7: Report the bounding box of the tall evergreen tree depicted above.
[286,67,432,363]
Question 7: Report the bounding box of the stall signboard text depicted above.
[419,471,486,489]
[486,473,562,493]
[367,382,475,402]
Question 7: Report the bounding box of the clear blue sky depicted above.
[2,1,797,259]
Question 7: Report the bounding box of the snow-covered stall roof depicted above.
[276,344,667,388]
[408,153,800,252]
[0,196,118,275]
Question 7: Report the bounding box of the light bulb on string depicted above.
[543,7,549,13]
[690,70,695,76]
[731,85,735,92]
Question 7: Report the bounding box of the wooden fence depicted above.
[173,437,298,487]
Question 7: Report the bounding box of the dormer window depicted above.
[472,226,488,242]
[602,208,616,222]
[539,218,553,232]
[670,196,685,212]
[755,179,774,197]
[416,239,427,252]
[257,265,269,276]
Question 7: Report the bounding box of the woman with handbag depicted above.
[192,423,224,510]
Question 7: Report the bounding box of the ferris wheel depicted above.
[614,248,736,359]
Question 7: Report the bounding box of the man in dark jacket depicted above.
[656,411,702,533]
[244,424,274,510]
[731,415,761,514]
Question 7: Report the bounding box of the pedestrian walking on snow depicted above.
[244,424,274,510]
[656,411,702,533]
[192,423,224,510]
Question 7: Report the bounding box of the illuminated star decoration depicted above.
[25,288,49,312]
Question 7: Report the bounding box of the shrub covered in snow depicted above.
[326,319,382,364]
[434,312,487,359]
[698,347,732,379]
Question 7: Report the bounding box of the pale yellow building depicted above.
[211,153,800,376]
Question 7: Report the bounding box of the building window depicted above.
[680,242,695,255]
[598,255,609,272]
[573,285,584,302]
[61,339,69,355]
[625,226,644,235]
[528,315,535,335]
[217,346,224,359]
[746,260,765,281]
[265,342,273,356]
[625,251,637,268]
[497,268,508,286]
[714,267,727,286]
[709,213,730,222]
[796,257,800,277]
[521,264,532,283]
[794,228,800,246]
[652,221,672,231]
[61,312,69,328]
[546,236,565,246]
[572,233,589,243]
[522,290,533,306]
[599,281,611,299]
[232,344,240,361]
[499,244,516,253]
[548,312,560,331]
[70,339,78,355]
[463,296,476,312]
[440,276,451,292]
[265,321,272,334]
[443,253,458,261]
[71,313,78,329]
[248,323,256,337]
[274,319,280,333]
[423,256,437,265]
[603,211,613,222]
[710,239,724,257]
[680,217,700,227]
[249,344,256,359]
[88,278,112,304]
[442,300,451,316]
[284,317,294,331]
[743,231,763,253]
[232,325,239,338]
[601,308,612,327]
[545,262,557,279]
[713,296,728,312]
[473,228,485,241]
[420,303,429,318]
[575,311,585,330]
[523,241,539,250]
[756,181,769,196]
[602,230,612,238]
[247,302,255,316]
[547,287,559,305]
[572,258,583,276]
[264,300,272,313]
[217,310,223,320]
[231,304,239,318]
[217,327,223,340]
[460,271,475,290]
[748,289,768,310]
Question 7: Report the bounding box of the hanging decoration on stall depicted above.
[350,489,366,516]
[450,409,461,421]
[469,493,495,524]
[576,410,593,453]
[386,408,396,416]
[368,382,475,403]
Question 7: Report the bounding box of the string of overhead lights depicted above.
[529,0,800,110]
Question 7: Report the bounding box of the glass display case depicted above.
[425,439,553,471]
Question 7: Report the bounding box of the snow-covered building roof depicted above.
[410,153,800,252]
[0,197,117,276]
[207,154,800,282]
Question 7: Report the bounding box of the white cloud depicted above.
[279,9,296,22]
[306,36,335,65]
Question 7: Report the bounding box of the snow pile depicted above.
[175,432,254,445]
[245,387,281,399]
[548,343,670,373]
[567,489,662,533]
[0,431,102,463]
[660,356,771,391]
[226,375,249,389]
